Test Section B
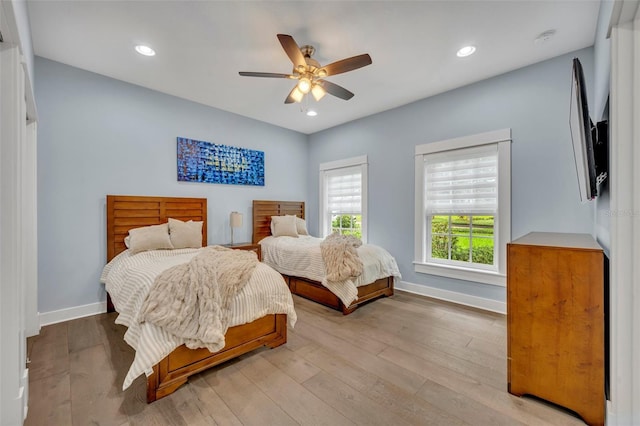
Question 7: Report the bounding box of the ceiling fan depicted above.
[239,34,372,104]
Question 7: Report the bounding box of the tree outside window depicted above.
[331,214,362,239]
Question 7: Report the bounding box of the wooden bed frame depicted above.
[106,195,287,402]
[252,200,394,315]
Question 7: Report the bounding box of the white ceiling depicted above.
[27,1,601,135]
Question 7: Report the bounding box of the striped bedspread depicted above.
[100,248,297,390]
[259,235,401,307]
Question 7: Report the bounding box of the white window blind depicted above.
[326,166,362,214]
[424,145,498,215]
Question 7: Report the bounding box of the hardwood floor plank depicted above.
[380,345,583,426]
[301,346,468,426]
[187,375,243,426]
[240,355,354,425]
[67,314,107,353]
[169,384,217,426]
[417,378,527,426]
[69,344,129,425]
[24,372,72,426]
[127,395,187,426]
[378,341,506,391]
[259,345,321,384]
[302,371,413,426]
[295,304,389,355]
[351,300,474,350]
[294,319,427,394]
[201,363,298,426]
[28,322,69,381]
[286,325,316,352]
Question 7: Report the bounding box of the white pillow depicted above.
[270,215,298,237]
[127,223,173,254]
[286,215,309,235]
[168,218,203,249]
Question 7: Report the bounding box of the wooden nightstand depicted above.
[222,242,261,261]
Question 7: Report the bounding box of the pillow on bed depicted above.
[287,215,309,235]
[270,215,298,237]
[127,223,174,254]
[168,218,203,249]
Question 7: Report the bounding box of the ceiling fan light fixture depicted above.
[298,77,312,94]
[239,34,372,104]
[311,84,326,101]
[290,87,304,103]
[306,109,318,117]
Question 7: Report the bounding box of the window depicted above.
[319,155,368,242]
[414,129,511,286]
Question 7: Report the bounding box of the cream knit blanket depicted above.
[320,232,364,283]
[139,245,258,352]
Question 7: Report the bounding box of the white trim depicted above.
[607,12,640,426]
[24,122,38,338]
[319,154,368,171]
[39,302,106,327]
[413,262,506,286]
[319,155,368,242]
[22,368,28,420]
[415,128,511,156]
[395,281,506,314]
[0,43,29,426]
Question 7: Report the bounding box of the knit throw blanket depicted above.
[139,245,258,352]
[320,232,364,283]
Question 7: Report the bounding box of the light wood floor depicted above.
[25,292,585,426]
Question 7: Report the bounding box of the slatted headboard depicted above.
[252,200,305,244]
[106,195,208,261]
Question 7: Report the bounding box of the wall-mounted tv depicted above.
[569,57,608,202]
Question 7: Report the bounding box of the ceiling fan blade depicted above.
[284,85,299,104]
[318,80,354,100]
[322,54,372,76]
[277,34,306,69]
[239,72,292,78]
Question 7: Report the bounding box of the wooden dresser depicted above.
[507,232,606,426]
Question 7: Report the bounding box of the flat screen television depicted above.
[569,57,608,202]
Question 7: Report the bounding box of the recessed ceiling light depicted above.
[306,109,318,117]
[456,45,476,58]
[135,45,156,56]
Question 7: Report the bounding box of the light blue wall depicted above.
[35,57,308,314]
[307,48,596,302]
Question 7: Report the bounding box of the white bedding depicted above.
[259,235,401,306]
[100,247,297,390]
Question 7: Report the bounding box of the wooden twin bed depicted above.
[252,199,394,315]
[106,195,287,402]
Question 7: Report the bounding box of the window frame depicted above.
[414,129,511,286]
[319,155,368,243]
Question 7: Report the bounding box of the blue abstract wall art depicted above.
[177,137,265,186]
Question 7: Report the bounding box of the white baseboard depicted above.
[39,301,106,327]
[395,280,506,314]
[22,369,28,421]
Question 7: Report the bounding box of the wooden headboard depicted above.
[106,195,208,261]
[252,200,305,244]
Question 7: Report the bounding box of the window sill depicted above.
[413,261,506,286]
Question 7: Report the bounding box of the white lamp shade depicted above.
[230,212,243,228]
[290,87,304,103]
[311,84,326,101]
